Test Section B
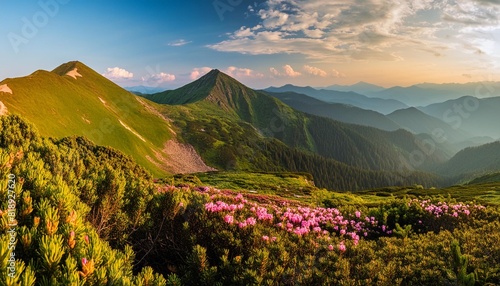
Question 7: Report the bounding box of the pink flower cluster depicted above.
[276,206,373,245]
[205,201,245,213]
[408,199,484,218]
[262,235,277,242]
[202,190,382,250]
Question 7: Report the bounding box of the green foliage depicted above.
[2,114,500,285]
[450,240,475,286]
[0,115,166,285]
[38,234,65,272]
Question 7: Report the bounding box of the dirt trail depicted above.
[66,68,82,79]
[0,101,7,116]
[119,120,147,142]
[148,140,217,174]
[0,84,12,94]
[135,96,216,174]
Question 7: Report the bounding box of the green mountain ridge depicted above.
[0,61,175,176]
[435,141,500,178]
[467,172,500,185]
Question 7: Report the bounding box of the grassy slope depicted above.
[165,170,500,207]
[0,61,173,176]
[468,172,500,185]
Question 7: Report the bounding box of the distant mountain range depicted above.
[323,81,385,94]
[312,81,500,106]
[387,107,472,144]
[263,90,402,132]
[125,85,165,94]
[264,84,408,114]
[419,96,500,139]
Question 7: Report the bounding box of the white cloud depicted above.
[270,65,302,77]
[142,72,176,85]
[303,65,327,77]
[234,27,254,38]
[304,29,324,38]
[208,0,500,66]
[259,9,290,29]
[103,67,134,80]
[190,67,212,80]
[443,0,500,26]
[168,39,192,46]
[283,65,301,77]
[270,67,281,76]
[331,69,345,78]
[225,66,264,79]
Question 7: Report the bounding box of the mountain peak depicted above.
[51,61,87,76]
[196,69,235,85]
[146,68,252,106]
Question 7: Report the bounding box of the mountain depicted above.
[264,91,402,131]
[324,81,385,94]
[143,70,450,190]
[264,84,408,114]
[372,85,460,106]
[418,96,500,139]
[435,141,500,178]
[0,61,212,176]
[147,69,284,126]
[415,81,500,98]
[324,81,500,107]
[125,85,165,94]
[387,107,472,145]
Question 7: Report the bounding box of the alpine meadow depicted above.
[2,1,500,285]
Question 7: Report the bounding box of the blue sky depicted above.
[2,0,500,89]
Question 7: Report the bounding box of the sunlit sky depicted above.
[2,0,500,89]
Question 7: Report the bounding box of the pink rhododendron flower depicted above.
[338,241,346,253]
[246,217,256,226]
[224,214,234,224]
